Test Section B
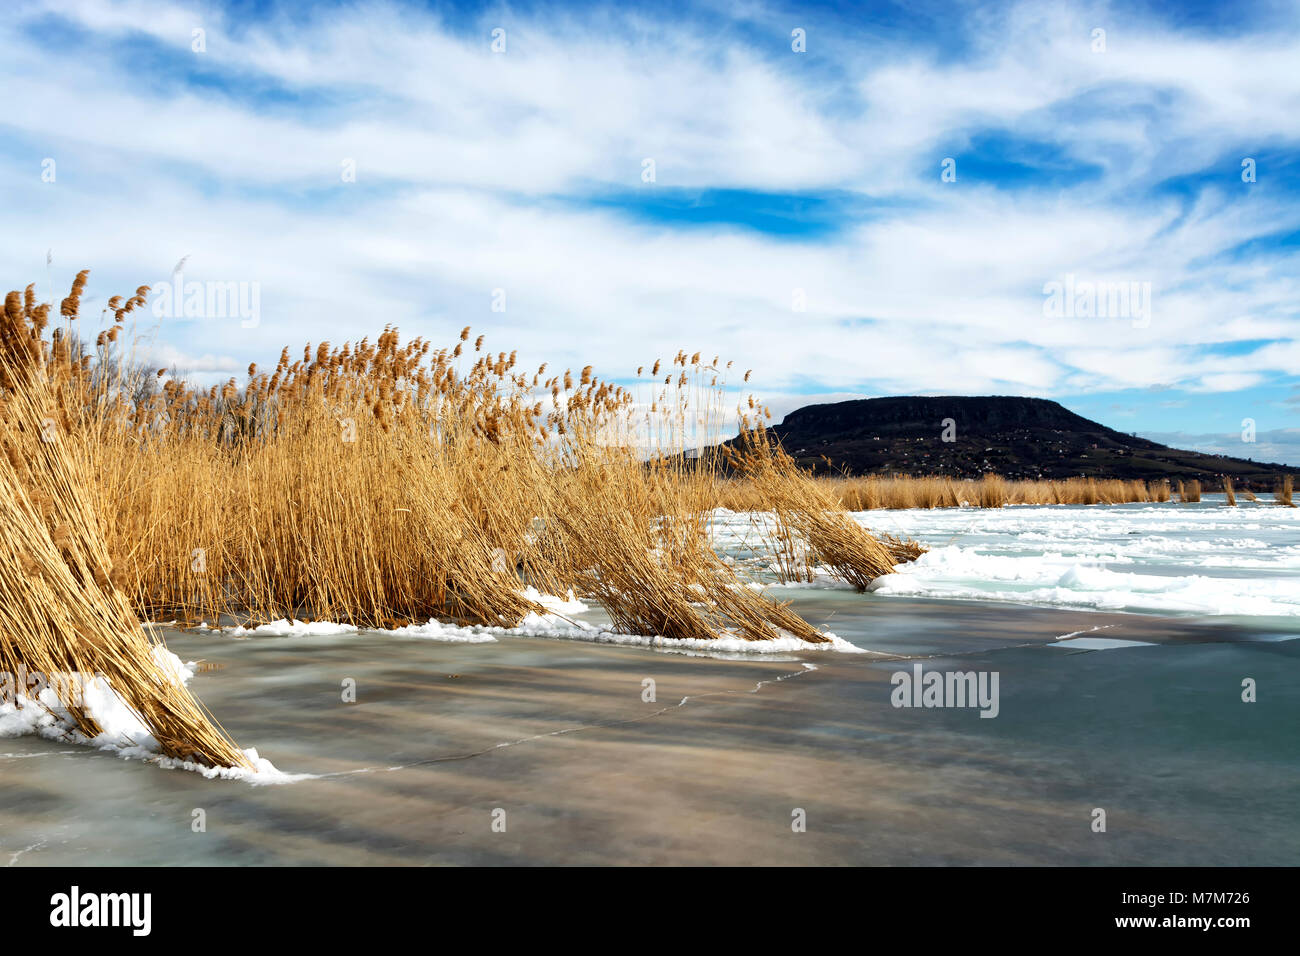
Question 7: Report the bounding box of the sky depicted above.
[4,0,1299,464]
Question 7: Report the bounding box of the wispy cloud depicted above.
[3,0,1298,448]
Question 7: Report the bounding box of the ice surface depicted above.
[710,502,1300,618]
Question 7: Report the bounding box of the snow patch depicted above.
[374,620,498,643]
[520,586,588,615]
[0,647,294,783]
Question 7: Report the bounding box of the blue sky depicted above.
[4,0,1299,463]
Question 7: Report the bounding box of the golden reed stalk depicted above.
[0,283,248,768]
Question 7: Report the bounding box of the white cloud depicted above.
[139,342,243,376]
[2,0,1298,408]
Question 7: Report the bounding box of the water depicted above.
[1,501,1297,865]
[714,497,1300,625]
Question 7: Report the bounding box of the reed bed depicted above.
[718,473,1167,511]
[0,285,248,768]
[1181,480,1202,503]
[6,275,919,659]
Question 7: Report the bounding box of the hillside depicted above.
[748,396,1293,488]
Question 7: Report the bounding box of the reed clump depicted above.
[89,325,551,628]
[724,427,923,591]
[1223,477,1237,506]
[5,274,875,647]
[1278,475,1295,507]
[0,285,248,768]
[533,372,832,643]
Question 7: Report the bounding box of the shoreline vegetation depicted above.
[1,273,1295,768]
[718,472,1297,511]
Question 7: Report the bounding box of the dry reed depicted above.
[0,286,248,768]
[1278,475,1295,507]
[724,427,922,591]
[718,473,1169,511]
[5,275,887,649]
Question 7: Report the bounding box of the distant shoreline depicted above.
[715,473,1296,510]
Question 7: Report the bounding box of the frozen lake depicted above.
[1,500,1296,865]
[714,496,1300,625]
